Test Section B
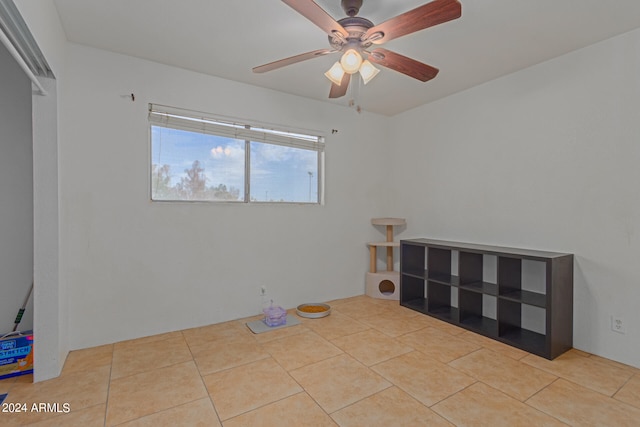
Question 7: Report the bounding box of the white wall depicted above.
[32,77,62,382]
[0,42,34,333]
[60,44,391,349]
[15,0,67,381]
[391,28,640,368]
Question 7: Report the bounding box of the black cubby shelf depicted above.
[500,289,546,308]
[402,267,428,279]
[400,238,573,360]
[459,281,498,295]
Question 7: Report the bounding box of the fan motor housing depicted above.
[337,16,374,32]
[329,16,374,49]
[341,0,363,17]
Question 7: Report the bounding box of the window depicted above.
[149,104,324,203]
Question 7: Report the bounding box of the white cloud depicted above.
[210,145,234,158]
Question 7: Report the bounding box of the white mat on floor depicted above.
[246,315,301,334]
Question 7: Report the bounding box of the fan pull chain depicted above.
[348,74,362,114]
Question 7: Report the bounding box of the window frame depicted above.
[148,104,325,204]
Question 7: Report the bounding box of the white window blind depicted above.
[148,104,325,152]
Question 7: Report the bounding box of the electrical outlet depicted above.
[260,286,267,296]
[611,316,626,334]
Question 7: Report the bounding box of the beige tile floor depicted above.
[1,295,639,426]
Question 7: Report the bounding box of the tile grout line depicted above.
[285,352,355,418]
[521,358,634,399]
[181,330,225,426]
[445,346,484,366]
[103,344,114,427]
[108,334,211,426]
[611,372,635,399]
[558,375,640,409]
[221,391,312,424]
[428,380,481,426]
[427,379,480,409]
[522,377,576,426]
[325,381,394,419]
[205,345,319,423]
[276,316,376,424]
[108,357,196,382]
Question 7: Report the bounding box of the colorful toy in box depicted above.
[0,331,34,380]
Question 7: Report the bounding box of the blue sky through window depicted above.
[151,126,318,202]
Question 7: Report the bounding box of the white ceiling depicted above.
[52,0,640,116]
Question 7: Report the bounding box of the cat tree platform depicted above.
[366,218,405,300]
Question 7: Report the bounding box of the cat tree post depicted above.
[366,217,406,300]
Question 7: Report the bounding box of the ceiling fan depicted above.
[253,0,462,99]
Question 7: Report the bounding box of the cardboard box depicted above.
[0,331,34,380]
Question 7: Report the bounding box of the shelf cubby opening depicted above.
[401,297,428,314]
[498,298,521,334]
[428,281,451,307]
[428,305,459,323]
[400,274,424,302]
[401,244,425,275]
[498,258,547,307]
[483,254,497,284]
[459,252,482,285]
[459,289,497,335]
[498,298,546,355]
[498,256,521,295]
[427,281,457,322]
[460,315,498,335]
[521,304,546,335]
[428,247,451,277]
[522,259,547,294]
[499,328,546,355]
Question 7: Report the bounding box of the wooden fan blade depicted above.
[282,0,349,37]
[368,48,439,82]
[329,73,351,98]
[364,0,461,44]
[253,49,334,73]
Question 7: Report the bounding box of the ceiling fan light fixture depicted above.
[359,60,379,84]
[324,61,345,85]
[258,0,462,100]
[340,49,362,74]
